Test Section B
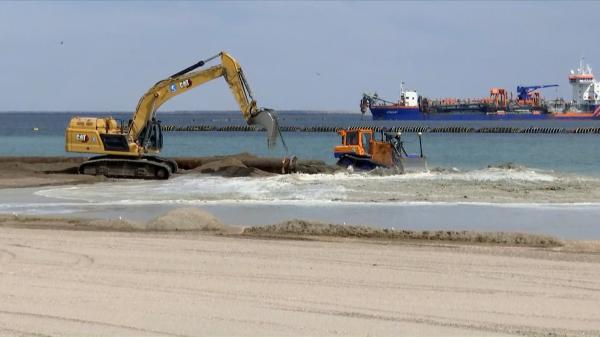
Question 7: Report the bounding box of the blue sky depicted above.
[1,1,599,112]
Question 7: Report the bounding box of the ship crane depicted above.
[516,84,559,100]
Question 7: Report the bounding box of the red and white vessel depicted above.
[550,58,600,117]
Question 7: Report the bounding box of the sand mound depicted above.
[177,153,338,176]
[0,214,143,231]
[0,208,240,234]
[559,240,600,253]
[294,160,340,174]
[243,219,563,247]
[487,162,527,170]
[147,208,237,233]
[86,218,146,231]
[191,157,273,177]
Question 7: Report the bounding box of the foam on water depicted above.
[298,165,558,182]
[32,166,586,207]
[35,174,347,204]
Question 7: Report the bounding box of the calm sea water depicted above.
[1,111,600,175]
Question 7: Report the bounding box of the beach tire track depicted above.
[6,243,94,268]
[270,304,599,337]
[0,325,40,337]
[0,310,186,337]
[166,285,600,337]
[0,248,16,264]
[468,268,600,293]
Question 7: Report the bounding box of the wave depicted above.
[294,165,559,182]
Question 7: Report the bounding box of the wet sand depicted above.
[0,223,599,337]
[0,157,104,188]
[0,155,337,188]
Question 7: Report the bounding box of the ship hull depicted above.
[370,106,600,120]
[370,106,421,120]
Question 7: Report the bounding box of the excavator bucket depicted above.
[248,108,280,149]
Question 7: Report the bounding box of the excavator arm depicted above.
[129,52,280,151]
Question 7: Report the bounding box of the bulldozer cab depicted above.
[361,132,372,153]
[336,129,372,157]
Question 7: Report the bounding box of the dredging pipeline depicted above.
[161,124,600,134]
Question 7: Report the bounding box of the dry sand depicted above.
[0,213,599,336]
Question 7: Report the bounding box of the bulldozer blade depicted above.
[400,157,428,173]
[248,108,280,149]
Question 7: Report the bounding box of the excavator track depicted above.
[79,155,178,180]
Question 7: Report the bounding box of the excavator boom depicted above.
[129,52,279,149]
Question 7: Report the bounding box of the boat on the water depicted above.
[362,59,600,120]
[360,82,421,120]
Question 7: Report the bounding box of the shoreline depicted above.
[3,156,600,204]
[3,209,600,256]
[0,212,568,249]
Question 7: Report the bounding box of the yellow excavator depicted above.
[65,52,280,179]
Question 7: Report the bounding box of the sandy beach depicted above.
[0,223,599,337]
[1,157,600,336]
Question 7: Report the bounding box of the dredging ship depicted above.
[361,59,600,120]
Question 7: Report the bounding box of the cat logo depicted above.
[179,79,192,89]
[75,134,89,143]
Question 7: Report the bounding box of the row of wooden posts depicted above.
[161,124,600,134]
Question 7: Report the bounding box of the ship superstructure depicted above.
[568,58,600,110]
[548,58,600,116]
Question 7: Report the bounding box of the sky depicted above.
[1,1,599,112]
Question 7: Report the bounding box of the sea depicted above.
[2,111,600,239]
[3,111,600,174]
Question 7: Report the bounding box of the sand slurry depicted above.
[0,223,598,337]
[5,156,600,204]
